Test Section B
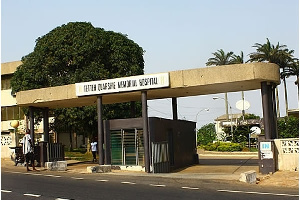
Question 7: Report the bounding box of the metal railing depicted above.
[47,143,64,162]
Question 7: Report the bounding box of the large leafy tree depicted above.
[11,22,144,91]
[197,123,216,146]
[11,22,145,141]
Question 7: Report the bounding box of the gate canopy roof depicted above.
[15,63,279,108]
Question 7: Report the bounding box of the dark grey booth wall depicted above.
[106,117,197,170]
[149,117,196,170]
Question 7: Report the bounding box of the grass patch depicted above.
[65,151,93,161]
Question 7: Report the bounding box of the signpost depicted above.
[258,140,276,174]
[260,141,273,159]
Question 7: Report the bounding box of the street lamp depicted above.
[195,108,209,123]
[212,96,229,120]
[195,108,209,147]
[213,96,233,138]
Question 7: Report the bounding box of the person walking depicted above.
[90,138,98,163]
[21,129,37,171]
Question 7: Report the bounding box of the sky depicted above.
[1,0,299,128]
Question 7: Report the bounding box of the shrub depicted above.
[217,143,242,152]
[203,142,242,152]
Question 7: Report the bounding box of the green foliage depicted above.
[206,49,235,66]
[11,22,145,137]
[278,116,299,138]
[11,22,144,92]
[241,113,260,120]
[203,142,243,152]
[197,123,216,146]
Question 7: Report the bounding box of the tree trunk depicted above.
[283,76,289,116]
[69,129,73,151]
[275,87,280,118]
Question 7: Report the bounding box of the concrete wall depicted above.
[274,138,299,171]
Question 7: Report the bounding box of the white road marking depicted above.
[217,189,299,197]
[44,174,61,178]
[121,181,136,185]
[55,198,71,200]
[181,186,199,190]
[31,173,42,176]
[149,184,166,187]
[24,193,41,197]
[1,190,12,193]
[96,179,109,182]
[5,171,21,174]
[71,177,84,180]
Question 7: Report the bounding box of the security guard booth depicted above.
[103,117,197,172]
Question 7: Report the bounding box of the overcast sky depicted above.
[1,0,299,128]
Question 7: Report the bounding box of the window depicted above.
[1,75,13,90]
[1,106,24,121]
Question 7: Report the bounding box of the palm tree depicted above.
[281,58,299,93]
[248,38,288,63]
[206,49,235,121]
[248,38,296,117]
[231,51,244,64]
[206,49,234,66]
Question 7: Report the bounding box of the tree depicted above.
[11,22,145,139]
[248,38,298,117]
[197,123,216,146]
[206,49,234,66]
[281,58,299,93]
[223,113,260,143]
[277,116,299,138]
[11,22,144,91]
[231,51,244,64]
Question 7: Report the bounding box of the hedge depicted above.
[203,142,242,152]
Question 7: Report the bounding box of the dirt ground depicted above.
[257,170,299,188]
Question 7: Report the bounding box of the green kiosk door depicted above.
[111,129,144,166]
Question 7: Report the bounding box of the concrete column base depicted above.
[87,165,111,173]
[239,170,257,184]
[45,161,67,171]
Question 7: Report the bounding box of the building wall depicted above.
[1,61,47,158]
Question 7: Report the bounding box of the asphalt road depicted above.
[1,170,298,200]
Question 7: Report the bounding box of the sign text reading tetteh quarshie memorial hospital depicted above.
[75,73,170,97]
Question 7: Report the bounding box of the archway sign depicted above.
[76,73,170,96]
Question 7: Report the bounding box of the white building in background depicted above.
[214,113,242,141]
[1,61,28,158]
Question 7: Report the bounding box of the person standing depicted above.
[90,138,98,163]
[21,129,37,171]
